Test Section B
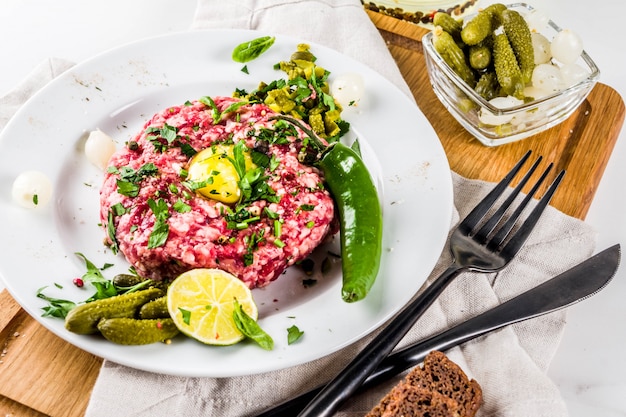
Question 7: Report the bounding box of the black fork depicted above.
[292,150,566,417]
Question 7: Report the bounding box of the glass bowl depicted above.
[422,3,600,146]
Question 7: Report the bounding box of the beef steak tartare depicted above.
[100,96,336,288]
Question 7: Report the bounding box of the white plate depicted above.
[0,29,452,377]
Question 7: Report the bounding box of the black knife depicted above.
[253,244,621,417]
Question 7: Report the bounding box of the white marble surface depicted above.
[0,1,624,416]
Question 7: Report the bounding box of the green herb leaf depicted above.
[232,36,276,63]
[116,180,140,197]
[221,100,250,119]
[36,287,76,318]
[147,198,170,249]
[75,253,118,301]
[110,202,127,216]
[233,300,274,350]
[107,209,120,255]
[287,324,304,345]
[114,163,159,196]
[269,155,281,171]
[173,199,191,213]
[179,307,192,325]
[229,140,248,180]
[199,96,220,123]
[264,207,280,219]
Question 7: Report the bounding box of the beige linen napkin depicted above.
[1,1,598,416]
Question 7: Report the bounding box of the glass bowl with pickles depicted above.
[422,2,600,146]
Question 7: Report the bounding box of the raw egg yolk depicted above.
[186,144,255,204]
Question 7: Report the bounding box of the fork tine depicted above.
[491,168,566,254]
[460,150,532,233]
[473,156,543,243]
[487,163,554,249]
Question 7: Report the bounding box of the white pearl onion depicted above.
[551,29,584,65]
[478,96,524,125]
[12,170,53,209]
[85,129,116,170]
[331,72,365,108]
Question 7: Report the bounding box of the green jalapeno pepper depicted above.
[270,115,382,302]
[319,142,383,302]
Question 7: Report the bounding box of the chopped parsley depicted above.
[173,199,191,213]
[109,163,159,197]
[287,324,304,345]
[244,230,266,266]
[199,96,250,124]
[147,198,170,249]
[145,123,197,156]
[107,209,120,254]
[178,308,192,325]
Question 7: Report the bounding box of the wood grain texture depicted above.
[0,395,47,417]
[0,10,623,417]
[0,290,102,417]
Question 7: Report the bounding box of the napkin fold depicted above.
[1,1,598,416]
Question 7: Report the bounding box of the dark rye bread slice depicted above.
[366,351,482,417]
[367,385,461,417]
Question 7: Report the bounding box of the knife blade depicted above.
[254,244,620,417]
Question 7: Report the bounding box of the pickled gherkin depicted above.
[502,9,535,83]
[112,273,144,288]
[430,4,542,104]
[65,287,163,334]
[461,10,493,46]
[433,12,463,44]
[98,318,179,345]
[433,27,476,88]
[475,72,500,101]
[139,296,170,319]
[469,44,491,70]
[493,31,524,99]
[483,3,507,26]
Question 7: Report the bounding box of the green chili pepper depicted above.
[319,143,383,302]
[269,115,382,303]
[232,36,276,63]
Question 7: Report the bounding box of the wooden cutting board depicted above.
[0,11,624,417]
